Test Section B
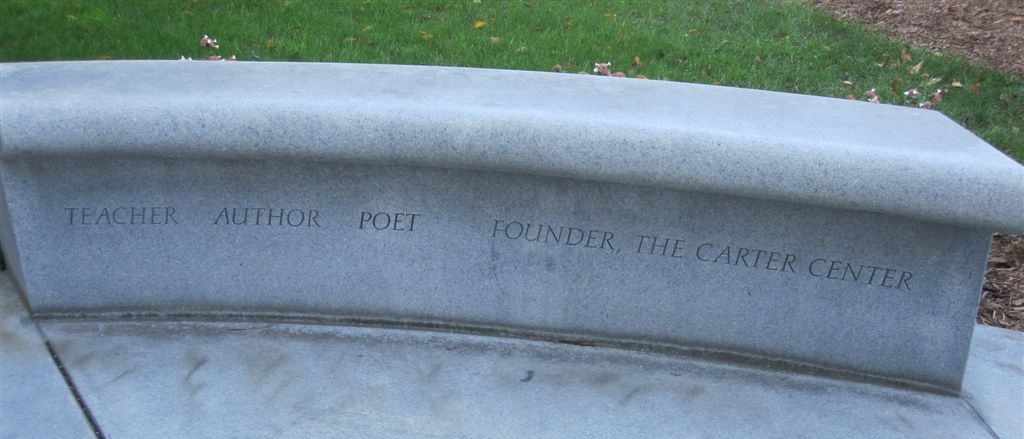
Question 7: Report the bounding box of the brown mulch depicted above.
[979,234,1024,330]
[813,0,1024,75]
[814,0,1024,331]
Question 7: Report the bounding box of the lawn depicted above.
[1,0,1021,159]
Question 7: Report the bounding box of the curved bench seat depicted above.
[2,61,1022,393]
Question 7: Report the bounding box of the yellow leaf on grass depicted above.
[909,61,923,75]
[899,48,912,61]
[474,20,486,29]
[419,31,433,40]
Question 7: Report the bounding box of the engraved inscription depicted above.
[491,220,620,252]
[695,243,798,273]
[808,258,912,290]
[359,212,420,231]
[491,220,913,291]
[213,208,321,227]
[635,235,686,258]
[65,207,178,225]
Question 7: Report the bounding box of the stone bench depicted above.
[1,61,1022,403]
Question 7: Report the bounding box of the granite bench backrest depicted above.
[2,61,1022,393]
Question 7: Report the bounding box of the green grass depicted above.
[2,0,1021,159]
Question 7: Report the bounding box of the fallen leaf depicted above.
[951,80,963,87]
[490,36,501,44]
[926,77,942,86]
[971,82,982,92]
[266,38,275,48]
[603,11,614,18]
[419,31,433,40]
[909,61,923,75]
[552,64,562,72]
[65,14,77,21]
[842,80,853,86]
[891,77,902,94]
[632,55,641,68]
[899,48,912,61]
[200,34,219,49]
[864,88,880,103]
[636,74,648,80]
[473,20,486,29]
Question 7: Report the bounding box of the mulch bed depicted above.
[979,234,1024,330]
[813,0,1024,75]
[814,0,1023,331]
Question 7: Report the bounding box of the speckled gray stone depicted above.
[38,315,1019,439]
[0,274,96,439]
[2,61,1022,393]
[962,325,1024,438]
